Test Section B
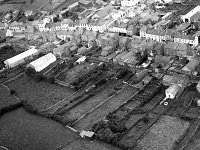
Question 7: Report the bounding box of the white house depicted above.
[181,5,200,23]
[121,0,141,7]
[165,84,181,99]
[4,48,39,68]
[27,53,56,72]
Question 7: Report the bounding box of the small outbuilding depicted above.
[27,53,56,72]
[80,130,95,139]
[165,84,181,99]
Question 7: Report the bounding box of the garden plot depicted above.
[118,113,160,149]
[5,74,75,111]
[137,115,189,150]
[72,85,139,131]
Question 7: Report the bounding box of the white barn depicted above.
[4,48,39,68]
[27,53,56,72]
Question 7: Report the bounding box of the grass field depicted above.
[137,115,189,150]
[0,85,20,111]
[0,107,79,150]
[5,74,75,110]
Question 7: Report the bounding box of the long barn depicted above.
[4,48,39,68]
[27,53,56,72]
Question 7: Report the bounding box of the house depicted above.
[181,5,200,23]
[79,0,93,8]
[0,23,5,30]
[182,59,199,73]
[68,2,79,10]
[145,28,166,42]
[165,84,181,99]
[164,42,188,57]
[24,10,35,17]
[27,53,56,72]
[51,22,61,31]
[101,46,114,56]
[171,73,189,88]
[97,32,119,49]
[162,75,173,85]
[140,26,148,38]
[4,48,39,68]
[119,36,130,50]
[197,81,200,93]
[91,4,113,20]
[151,42,164,56]
[155,55,170,66]
[121,0,141,7]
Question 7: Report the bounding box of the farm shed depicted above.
[27,53,56,72]
[4,48,39,68]
[165,84,181,99]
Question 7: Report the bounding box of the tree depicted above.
[10,89,16,95]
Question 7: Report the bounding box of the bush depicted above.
[92,120,107,132]
[10,89,16,95]
[142,117,149,124]
[48,76,55,83]
[25,67,36,76]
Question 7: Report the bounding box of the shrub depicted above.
[142,117,149,124]
[10,89,16,95]
[48,76,55,83]
[25,67,36,76]
[91,120,107,132]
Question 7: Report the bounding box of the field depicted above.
[137,116,189,150]
[5,74,75,111]
[0,107,79,150]
[56,78,126,125]
[72,85,139,130]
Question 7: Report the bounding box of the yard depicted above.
[5,74,75,111]
[137,115,189,150]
